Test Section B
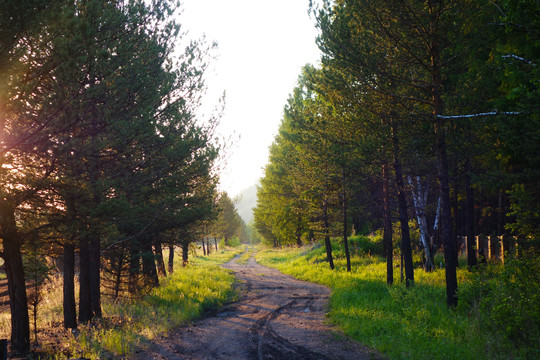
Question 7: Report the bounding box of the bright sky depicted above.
[179,0,321,197]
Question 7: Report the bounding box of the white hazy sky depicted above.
[179,0,321,197]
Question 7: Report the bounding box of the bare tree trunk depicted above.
[437,127,458,306]
[89,232,101,318]
[88,135,102,319]
[168,245,174,274]
[382,163,393,285]
[128,241,140,295]
[323,199,335,270]
[113,248,125,300]
[202,237,207,256]
[141,235,159,288]
[430,5,458,306]
[408,176,435,271]
[0,203,30,355]
[64,198,77,328]
[464,161,477,268]
[182,242,189,267]
[63,243,77,329]
[391,126,414,287]
[342,167,351,272]
[153,235,166,277]
[79,234,91,323]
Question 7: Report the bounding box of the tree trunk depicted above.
[202,237,207,256]
[408,176,435,271]
[168,245,174,274]
[431,7,458,306]
[0,203,30,355]
[87,115,104,316]
[113,248,125,300]
[32,300,37,344]
[64,198,77,328]
[382,163,393,285]
[128,240,140,295]
[182,242,189,267]
[437,129,458,307]
[452,169,461,267]
[464,162,477,268]
[153,235,166,277]
[323,199,335,270]
[391,126,414,287]
[141,236,159,288]
[63,243,77,329]
[342,167,351,272]
[214,238,218,252]
[78,234,91,323]
[89,232,101,318]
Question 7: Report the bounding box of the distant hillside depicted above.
[235,184,258,224]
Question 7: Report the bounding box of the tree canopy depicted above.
[0,0,222,353]
[255,0,539,307]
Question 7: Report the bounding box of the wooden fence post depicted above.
[500,235,505,264]
[0,339,7,360]
[488,235,493,261]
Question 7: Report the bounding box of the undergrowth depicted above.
[256,237,539,360]
[69,247,243,359]
[0,246,244,359]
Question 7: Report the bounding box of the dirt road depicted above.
[134,254,381,360]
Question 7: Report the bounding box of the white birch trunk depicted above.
[408,176,435,270]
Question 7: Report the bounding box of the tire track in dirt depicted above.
[133,253,382,360]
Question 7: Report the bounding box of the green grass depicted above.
[191,246,244,266]
[255,240,534,360]
[235,246,257,264]
[64,246,243,359]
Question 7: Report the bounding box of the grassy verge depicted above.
[255,241,536,360]
[18,246,244,359]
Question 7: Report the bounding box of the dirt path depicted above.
[134,253,381,360]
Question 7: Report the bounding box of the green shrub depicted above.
[433,252,445,268]
[309,236,383,261]
[348,235,383,256]
[226,236,242,247]
[458,253,540,357]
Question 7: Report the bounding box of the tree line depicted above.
[0,0,246,354]
[254,0,538,307]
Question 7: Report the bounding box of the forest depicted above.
[253,0,539,356]
[0,0,251,356]
[256,0,538,295]
[0,0,538,359]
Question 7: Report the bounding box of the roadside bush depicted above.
[226,236,242,247]
[349,235,383,256]
[458,252,540,356]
